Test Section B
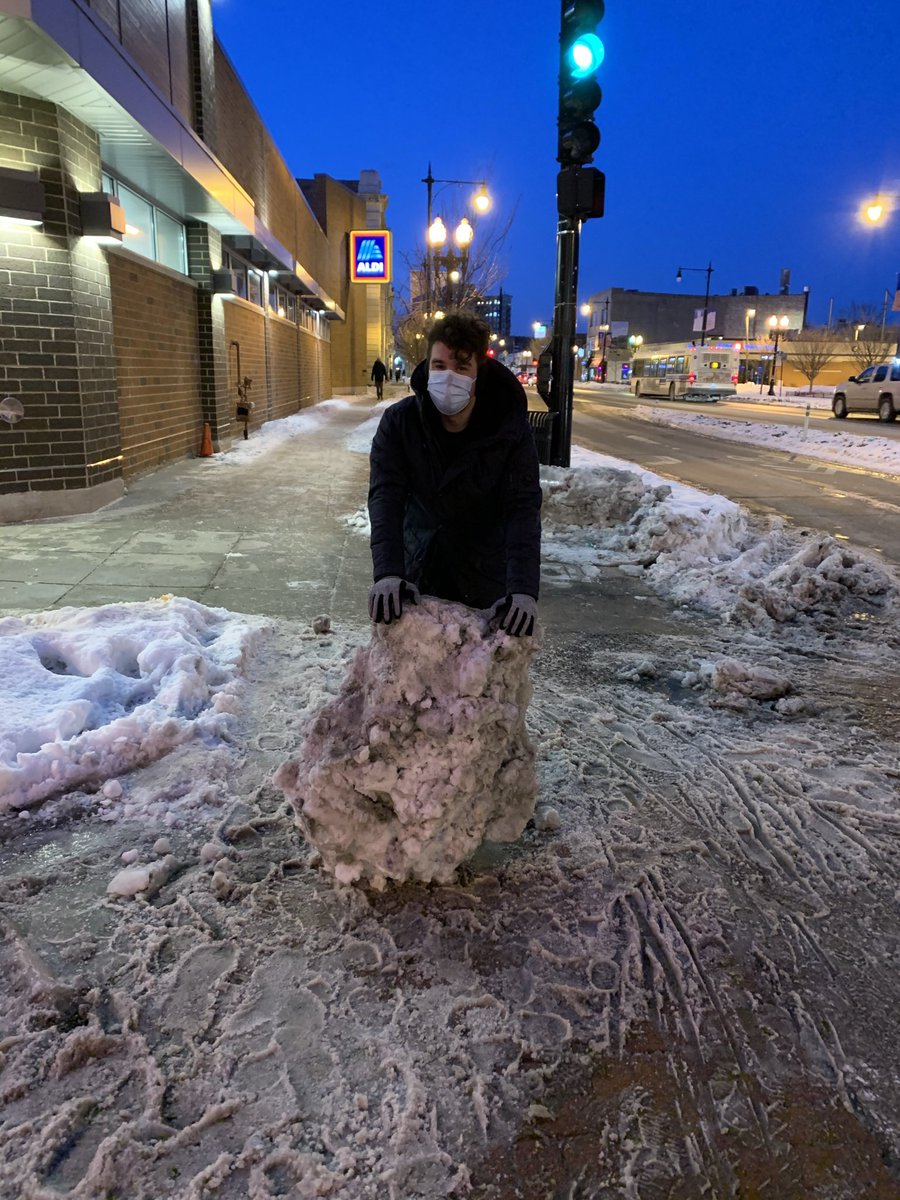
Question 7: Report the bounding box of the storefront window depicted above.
[117,184,154,261]
[101,172,188,277]
[155,210,186,274]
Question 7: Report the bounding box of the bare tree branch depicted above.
[786,329,841,392]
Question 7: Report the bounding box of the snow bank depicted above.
[274,598,538,889]
[542,457,748,587]
[541,449,899,625]
[730,534,896,626]
[636,404,900,477]
[344,398,393,453]
[210,399,360,466]
[0,597,263,811]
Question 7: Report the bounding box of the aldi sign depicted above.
[350,230,391,283]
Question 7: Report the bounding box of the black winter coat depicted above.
[368,357,542,609]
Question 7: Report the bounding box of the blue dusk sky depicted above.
[212,0,900,335]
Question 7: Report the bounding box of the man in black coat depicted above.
[370,357,388,400]
[367,313,542,637]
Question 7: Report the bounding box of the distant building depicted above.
[474,291,512,338]
[581,285,809,382]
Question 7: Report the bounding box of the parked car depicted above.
[832,360,900,421]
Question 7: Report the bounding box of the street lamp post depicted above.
[627,333,643,381]
[579,302,591,379]
[766,314,790,396]
[676,261,714,346]
[598,323,610,380]
[422,163,490,318]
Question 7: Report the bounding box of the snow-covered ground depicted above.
[2,399,899,1198]
[0,598,264,812]
[637,403,900,477]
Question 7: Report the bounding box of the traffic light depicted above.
[558,1,605,167]
[557,164,605,219]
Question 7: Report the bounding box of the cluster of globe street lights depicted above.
[422,164,491,319]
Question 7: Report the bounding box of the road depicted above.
[568,383,900,565]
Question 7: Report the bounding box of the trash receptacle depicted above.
[526,410,556,465]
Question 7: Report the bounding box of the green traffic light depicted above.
[568,32,605,78]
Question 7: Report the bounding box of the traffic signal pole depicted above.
[549,215,580,467]
[547,0,605,468]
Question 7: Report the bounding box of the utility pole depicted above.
[545,0,606,468]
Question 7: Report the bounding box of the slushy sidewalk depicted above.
[0,395,382,623]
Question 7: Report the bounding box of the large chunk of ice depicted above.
[274,598,538,889]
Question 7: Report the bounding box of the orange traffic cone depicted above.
[199,421,213,457]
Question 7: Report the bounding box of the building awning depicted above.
[0,0,342,315]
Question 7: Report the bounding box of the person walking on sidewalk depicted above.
[367,312,541,636]
[371,357,388,401]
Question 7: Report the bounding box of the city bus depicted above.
[631,342,740,401]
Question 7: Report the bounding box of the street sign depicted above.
[349,230,392,283]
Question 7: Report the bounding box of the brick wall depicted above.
[267,318,300,421]
[58,111,121,491]
[298,327,322,409]
[209,46,264,209]
[317,335,332,401]
[109,253,202,478]
[223,301,267,434]
[84,0,195,127]
[0,92,122,510]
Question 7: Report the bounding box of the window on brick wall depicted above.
[223,252,248,299]
[247,269,263,307]
[156,210,187,274]
[102,172,188,275]
[269,283,295,321]
[118,185,154,260]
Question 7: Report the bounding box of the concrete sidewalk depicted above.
[0,397,380,624]
[0,390,684,660]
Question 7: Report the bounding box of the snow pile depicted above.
[0,598,262,811]
[344,398,392,453]
[541,461,751,589]
[540,452,899,625]
[681,657,792,703]
[274,597,538,889]
[211,399,359,466]
[637,405,900,478]
[340,506,371,536]
[730,534,897,626]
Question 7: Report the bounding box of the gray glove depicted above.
[490,593,537,637]
[368,576,420,624]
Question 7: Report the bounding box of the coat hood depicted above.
[410,356,527,432]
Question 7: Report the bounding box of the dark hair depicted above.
[427,312,491,364]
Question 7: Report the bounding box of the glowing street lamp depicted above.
[766,314,790,396]
[454,217,473,249]
[861,194,892,225]
[422,165,492,316]
[427,216,447,247]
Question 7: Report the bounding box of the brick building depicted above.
[0,0,392,522]
[582,285,809,381]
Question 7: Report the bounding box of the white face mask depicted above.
[428,369,475,416]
